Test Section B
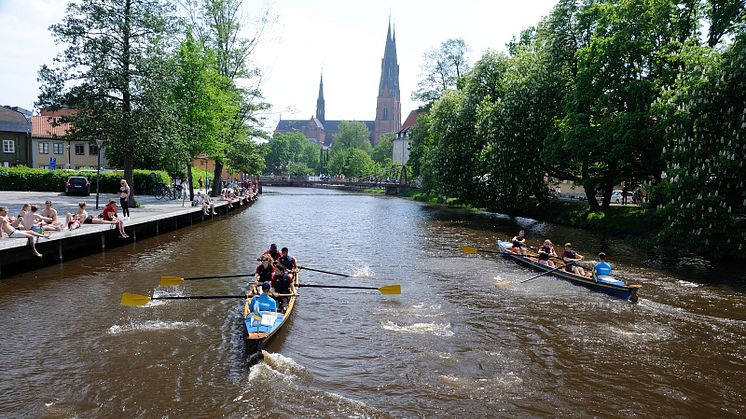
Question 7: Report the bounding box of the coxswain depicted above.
[592,252,612,280]
[249,282,277,313]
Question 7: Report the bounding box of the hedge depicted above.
[0,166,171,194]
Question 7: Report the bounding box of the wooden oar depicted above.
[519,263,572,284]
[121,292,246,306]
[298,266,351,277]
[300,283,401,294]
[160,273,250,286]
[461,245,502,255]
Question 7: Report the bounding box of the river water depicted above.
[1,187,744,417]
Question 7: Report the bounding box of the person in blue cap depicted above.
[249,282,277,314]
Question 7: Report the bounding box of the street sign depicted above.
[49,157,56,171]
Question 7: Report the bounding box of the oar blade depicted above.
[461,246,478,254]
[160,276,185,287]
[121,293,152,306]
[378,284,401,295]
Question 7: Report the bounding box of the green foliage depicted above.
[328,148,375,178]
[412,38,471,104]
[331,121,372,154]
[0,166,170,194]
[372,132,394,164]
[264,132,319,175]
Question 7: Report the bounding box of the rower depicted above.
[561,242,587,277]
[271,263,297,313]
[254,255,274,289]
[511,230,527,255]
[537,239,558,268]
[592,252,612,281]
[262,243,281,262]
[278,247,297,271]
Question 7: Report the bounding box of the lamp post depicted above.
[65,143,71,169]
[95,139,105,210]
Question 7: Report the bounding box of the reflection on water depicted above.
[0,186,744,417]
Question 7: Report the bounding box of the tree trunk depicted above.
[187,162,194,201]
[581,159,601,211]
[122,0,134,206]
[211,161,223,197]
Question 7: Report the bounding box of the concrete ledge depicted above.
[0,195,257,279]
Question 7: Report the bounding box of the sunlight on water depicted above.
[107,320,202,335]
[381,320,454,337]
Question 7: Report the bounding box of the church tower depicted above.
[316,73,325,123]
[373,21,401,145]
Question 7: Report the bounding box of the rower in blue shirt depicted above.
[593,252,612,280]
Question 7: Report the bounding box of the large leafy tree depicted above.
[37,0,176,198]
[264,132,319,175]
[412,38,471,105]
[331,121,372,153]
[371,132,394,164]
[328,148,375,179]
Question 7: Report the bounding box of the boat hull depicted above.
[497,241,640,302]
[242,270,299,357]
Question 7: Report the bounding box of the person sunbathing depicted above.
[0,206,47,257]
[65,201,90,231]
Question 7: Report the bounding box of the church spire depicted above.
[374,19,401,145]
[379,20,399,93]
[316,72,325,123]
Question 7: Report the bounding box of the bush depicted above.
[0,166,170,194]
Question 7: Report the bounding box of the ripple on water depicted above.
[381,320,454,337]
[107,320,202,335]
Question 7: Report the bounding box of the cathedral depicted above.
[274,21,401,147]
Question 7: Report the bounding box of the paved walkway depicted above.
[0,189,227,252]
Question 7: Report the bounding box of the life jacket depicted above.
[273,272,292,294]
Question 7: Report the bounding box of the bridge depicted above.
[259,176,418,195]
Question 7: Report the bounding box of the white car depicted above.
[611,190,634,203]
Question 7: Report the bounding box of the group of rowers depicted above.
[510,230,612,279]
[249,243,299,314]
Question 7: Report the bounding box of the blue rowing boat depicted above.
[243,269,300,355]
[497,240,641,302]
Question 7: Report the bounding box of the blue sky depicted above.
[0,0,558,131]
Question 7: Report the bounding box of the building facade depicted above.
[393,110,421,166]
[31,109,108,169]
[275,21,401,147]
[0,106,32,167]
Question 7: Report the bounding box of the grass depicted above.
[362,188,386,194]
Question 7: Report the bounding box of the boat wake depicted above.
[381,320,454,337]
[107,320,202,335]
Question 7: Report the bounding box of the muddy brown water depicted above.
[1,187,744,417]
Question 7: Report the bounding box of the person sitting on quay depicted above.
[0,206,48,257]
[23,204,54,235]
[93,199,128,239]
[65,201,91,231]
[12,203,30,229]
[40,200,64,231]
[203,193,217,215]
[561,242,587,277]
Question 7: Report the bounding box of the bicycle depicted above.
[153,183,173,200]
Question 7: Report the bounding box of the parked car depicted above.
[611,190,634,203]
[66,176,90,196]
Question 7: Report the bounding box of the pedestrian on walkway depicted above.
[119,180,131,220]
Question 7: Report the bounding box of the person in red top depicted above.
[271,263,297,312]
[262,243,281,262]
[97,199,128,238]
[561,242,586,276]
[254,255,274,288]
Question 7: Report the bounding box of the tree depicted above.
[331,121,372,153]
[37,0,176,199]
[412,38,471,105]
[371,132,394,164]
[264,132,319,175]
[328,148,375,179]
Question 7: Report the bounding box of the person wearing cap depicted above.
[277,247,297,271]
[249,282,277,313]
[561,242,586,276]
[271,263,298,313]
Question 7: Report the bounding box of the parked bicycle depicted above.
[153,183,174,200]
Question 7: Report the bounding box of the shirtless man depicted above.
[0,206,46,257]
[23,204,53,234]
[40,200,64,231]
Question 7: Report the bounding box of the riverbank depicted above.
[0,191,257,279]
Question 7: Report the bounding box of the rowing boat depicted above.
[496,240,641,302]
[243,268,300,356]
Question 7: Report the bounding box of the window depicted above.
[2,139,15,153]
[2,162,9,167]
[89,144,98,155]
[39,165,48,169]
[75,143,85,155]
[383,106,389,121]
[53,143,64,154]
[38,142,49,154]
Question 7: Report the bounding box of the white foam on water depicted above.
[381,320,454,337]
[677,280,701,288]
[351,265,375,278]
[107,320,202,335]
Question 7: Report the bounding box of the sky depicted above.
[0,0,558,132]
